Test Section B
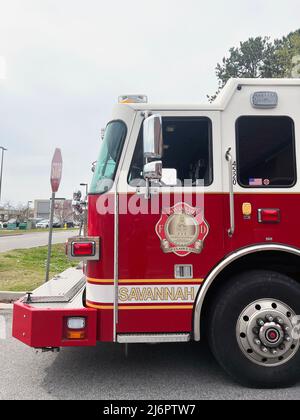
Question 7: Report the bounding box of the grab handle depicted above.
[225,148,235,237]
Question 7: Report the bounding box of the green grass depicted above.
[0,244,78,292]
[0,230,23,236]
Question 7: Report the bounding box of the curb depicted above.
[0,291,25,303]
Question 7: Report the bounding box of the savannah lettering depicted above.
[119,286,195,302]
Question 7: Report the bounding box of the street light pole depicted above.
[80,183,88,236]
[80,183,88,199]
[0,146,8,204]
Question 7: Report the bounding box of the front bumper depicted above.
[13,301,97,348]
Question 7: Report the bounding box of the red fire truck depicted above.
[13,79,300,388]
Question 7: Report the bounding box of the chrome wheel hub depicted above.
[259,322,284,348]
[237,299,299,367]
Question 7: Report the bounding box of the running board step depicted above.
[117,333,191,344]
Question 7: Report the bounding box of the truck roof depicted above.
[123,78,300,112]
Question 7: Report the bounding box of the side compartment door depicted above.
[116,110,225,334]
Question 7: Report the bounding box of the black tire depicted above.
[207,270,300,388]
[82,288,86,306]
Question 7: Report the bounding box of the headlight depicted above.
[67,317,86,330]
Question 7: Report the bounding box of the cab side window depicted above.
[128,117,213,187]
[236,116,296,188]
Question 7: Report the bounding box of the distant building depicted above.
[34,199,73,222]
[34,200,50,219]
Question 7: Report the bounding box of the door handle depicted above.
[225,148,235,237]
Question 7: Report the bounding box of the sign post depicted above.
[45,148,63,282]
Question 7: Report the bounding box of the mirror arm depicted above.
[145,178,151,200]
[144,156,150,200]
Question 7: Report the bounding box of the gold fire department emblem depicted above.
[155,202,209,257]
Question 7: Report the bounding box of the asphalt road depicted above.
[0,230,78,253]
[1,308,300,400]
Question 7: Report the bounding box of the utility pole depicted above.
[0,146,7,203]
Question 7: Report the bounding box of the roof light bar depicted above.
[118,95,148,104]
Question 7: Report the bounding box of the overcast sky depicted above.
[0,0,299,205]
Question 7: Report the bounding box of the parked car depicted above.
[36,219,50,228]
[52,221,62,228]
[6,218,19,227]
[29,218,43,228]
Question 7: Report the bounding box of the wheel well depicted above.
[200,250,300,337]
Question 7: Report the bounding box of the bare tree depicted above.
[15,203,28,222]
[54,200,73,224]
[2,201,13,220]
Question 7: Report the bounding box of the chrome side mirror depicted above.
[161,168,178,186]
[143,161,162,181]
[91,161,97,173]
[143,161,162,199]
[143,114,163,159]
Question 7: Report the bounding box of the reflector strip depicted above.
[87,277,204,284]
[86,300,193,310]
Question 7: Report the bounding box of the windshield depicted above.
[90,120,127,194]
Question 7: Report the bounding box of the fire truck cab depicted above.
[13,79,300,388]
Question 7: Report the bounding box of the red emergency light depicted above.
[66,236,100,261]
[258,209,281,223]
[72,241,95,257]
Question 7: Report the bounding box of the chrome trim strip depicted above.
[225,148,235,237]
[257,209,262,223]
[193,244,300,341]
[113,189,119,342]
[117,333,191,343]
[111,113,138,342]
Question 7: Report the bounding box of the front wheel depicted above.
[208,270,300,388]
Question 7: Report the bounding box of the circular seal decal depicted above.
[165,213,199,247]
[155,202,209,257]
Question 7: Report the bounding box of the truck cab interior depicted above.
[128,116,213,187]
